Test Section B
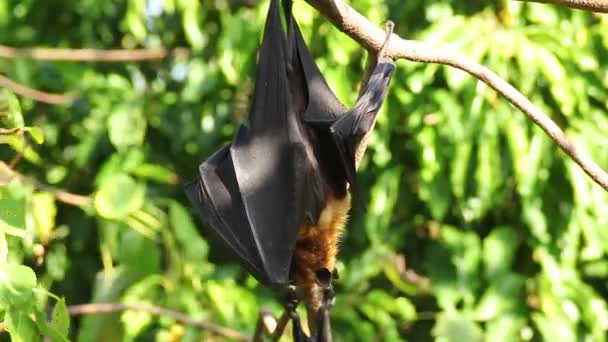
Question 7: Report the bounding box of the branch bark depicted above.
[0,46,190,104]
[0,45,189,62]
[0,74,74,105]
[515,0,608,12]
[304,0,608,191]
[0,161,93,207]
[68,303,249,341]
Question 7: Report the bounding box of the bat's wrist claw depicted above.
[379,20,395,57]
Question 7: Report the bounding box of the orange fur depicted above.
[292,193,351,292]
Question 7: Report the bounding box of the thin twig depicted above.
[0,45,189,62]
[0,161,93,207]
[304,0,608,191]
[0,74,74,105]
[68,303,249,341]
[0,128,21,135]
[515,0,608,12]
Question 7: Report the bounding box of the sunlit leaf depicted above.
[169,201,208,260]
[0,264,37,310]
[433,313,483,342]
[5,308,40,342]
[51,298,70,339]
[94,174,146,219]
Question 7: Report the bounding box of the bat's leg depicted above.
[309,268,335,342]
[253,286,309,341]
[289,302,310,342]
[273,287,302,341]
[313,285,335,342]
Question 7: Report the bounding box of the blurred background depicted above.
[1,0,608,340]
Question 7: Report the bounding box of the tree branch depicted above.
[0,161,93,207]
[0,45,189,62]
[0,128,22,135]
[304,0,608,191]
[515,0,608,12]
[0,74,75,105]
[68,303,249,341]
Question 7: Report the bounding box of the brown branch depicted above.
[0,74,74,105]
[68,303,249,341]
[515,0,608,12]
[304,0,608,191]
[0,128,21,135]
[0,45,189,62]
[0,161,93,207]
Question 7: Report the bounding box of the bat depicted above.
[185,0,395,337]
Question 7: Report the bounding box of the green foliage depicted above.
[1,0,608,340]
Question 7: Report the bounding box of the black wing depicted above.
[186,0,317,288]
[330,58,396,196]
[186,0,297,286]
[283,0,395,195]
[281,0,346,125]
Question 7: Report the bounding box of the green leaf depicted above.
[0,89,24,128]
[433,313,483,342]
[474,273,525,320]
[484,315,526,342]
[482,226,519,278]
[0,197,26,237]
[133,163,178,184]
[365,168,401,245]
[107,105,147,151]
[0,264,37,310]
[94,174,146,219]
[0,232,7,263]
[34,309,68,342]
[124,0,147,41]
[5,308,40,342]
[181,2,205,50]
[120,275,162,338]
[169,201,208,260]
[24,126,44,144]
[51,298,70,339]
[46,245,68,281]
[32,192,57,244]
[119,230,160,276]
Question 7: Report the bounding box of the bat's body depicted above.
[293,193,350,307]
[185,0,395,338]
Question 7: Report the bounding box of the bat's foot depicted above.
[252,286,309,341]
[307,268,335,342]
[285,285,311,342]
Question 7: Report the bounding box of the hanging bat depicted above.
[185,0,395,337]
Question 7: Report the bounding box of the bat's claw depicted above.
[379,20,395,57]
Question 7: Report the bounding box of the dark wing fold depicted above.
[330,59,396,195]
[283,0,347,124]
[187,0,299,288]
[229,0,297,286]
[184,146,266,280]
